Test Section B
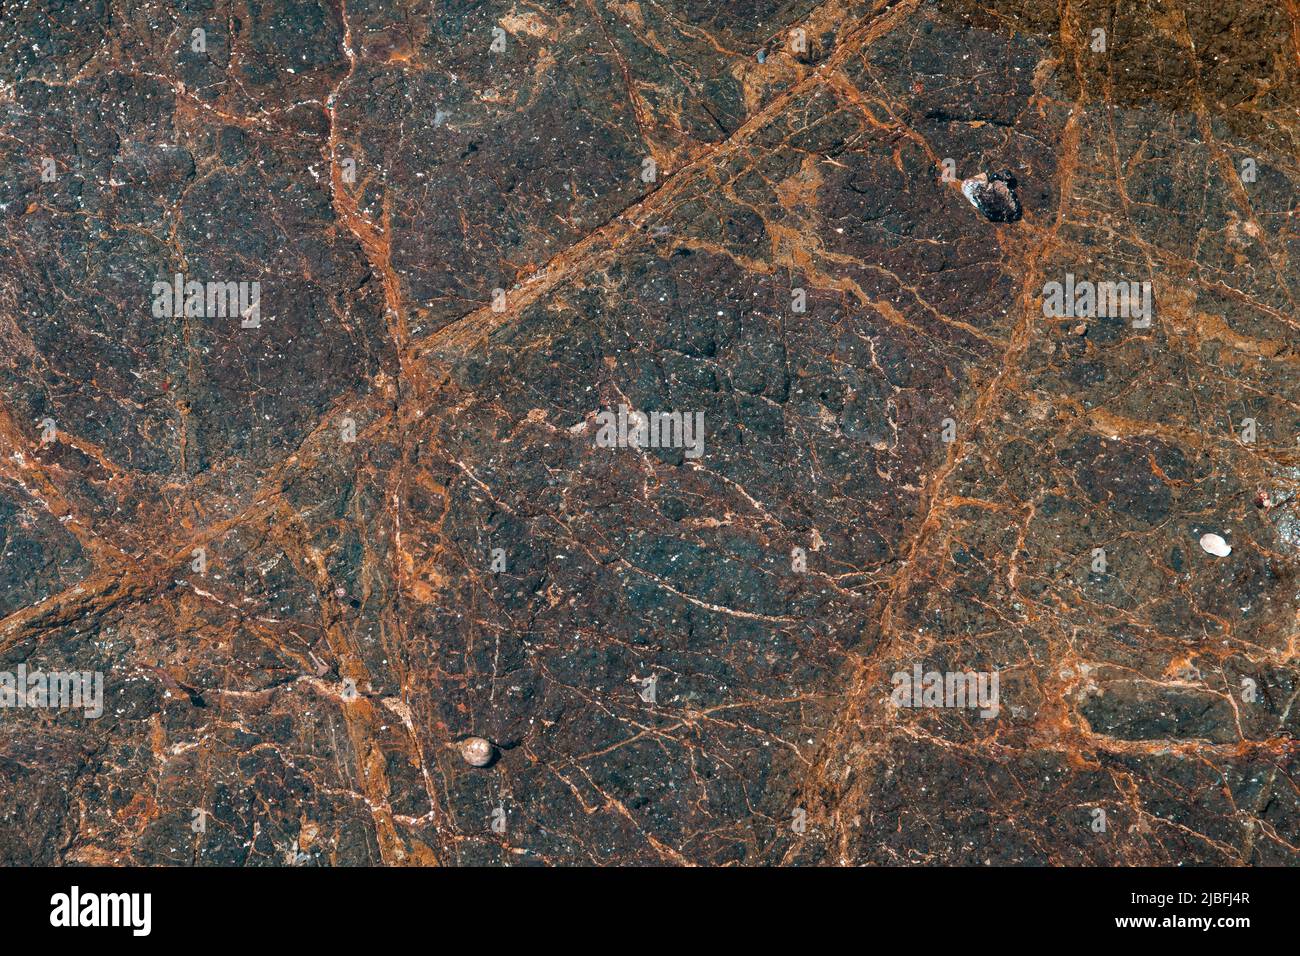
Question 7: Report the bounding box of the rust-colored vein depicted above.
[410,0,924,367]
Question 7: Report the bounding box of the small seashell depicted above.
[960,170,1022,222]
[1199,533,1231,557]
[459,736,495,767]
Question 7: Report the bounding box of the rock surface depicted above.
[0,0,1296,865]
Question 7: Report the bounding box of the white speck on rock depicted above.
[1199,533,1231,557]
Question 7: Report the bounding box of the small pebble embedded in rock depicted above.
[1199,533,1231,557]
[961,171,1022,222]
[459,736,495,767]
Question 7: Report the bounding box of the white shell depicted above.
[1199,533,1231,557]
[459,736,495,767]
